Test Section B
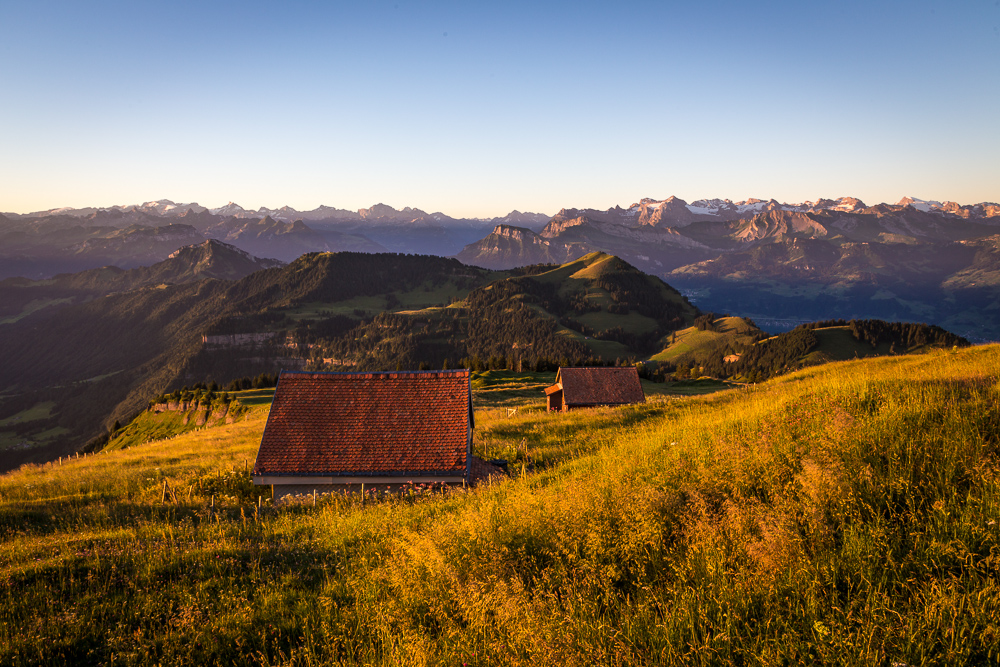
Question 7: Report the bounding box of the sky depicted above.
[1,0,998,218]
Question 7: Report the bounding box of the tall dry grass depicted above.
[1,347,999,665]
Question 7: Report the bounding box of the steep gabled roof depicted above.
[552,367,645,406]
[253,370,472,477]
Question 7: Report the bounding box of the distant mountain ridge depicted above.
[5,194,1000,341]
[453,195,1000,342]
[457,194,1000,271]
[9,195,996,224]
[0,240,284,317]
[0,199,553,278]
[2,198,551,227]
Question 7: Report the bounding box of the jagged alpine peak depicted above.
[210,202,249,217]
[135,200,208,216]
[897,196,945,212]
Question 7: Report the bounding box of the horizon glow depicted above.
[1,1,998,218]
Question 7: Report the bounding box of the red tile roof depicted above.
[550,367,645,406]
[254,370,472,477]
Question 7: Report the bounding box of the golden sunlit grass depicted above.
[1,347,1000,665]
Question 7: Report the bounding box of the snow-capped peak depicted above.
[210,202,250,216]
[897,196,944,213]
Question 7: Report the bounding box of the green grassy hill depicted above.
[801,325,894,363]
[728,320,968,381]
[101,389,273,452]
[463,251,697,361]
[651,315,762,365]
[2,345,999,665]
[652,318,968,384]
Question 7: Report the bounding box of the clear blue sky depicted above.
[1,0,997,218]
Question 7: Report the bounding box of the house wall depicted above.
[271,481,464,502]
[564,402,631,411]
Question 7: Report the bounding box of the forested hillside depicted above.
[652,316,969,383]
[301,252,697,371]
[0,251,695,469]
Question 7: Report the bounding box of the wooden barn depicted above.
[253,369,475,500]
[544,366,645,412]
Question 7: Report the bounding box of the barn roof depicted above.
[551,367,645,406]
[253,370,472,477]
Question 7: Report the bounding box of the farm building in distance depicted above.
[544,366,645,412]
[253,369,475,500]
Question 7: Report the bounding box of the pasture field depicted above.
[1,346,999,665]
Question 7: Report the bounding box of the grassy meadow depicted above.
[650,315,759,364]
[2,347,1000,665]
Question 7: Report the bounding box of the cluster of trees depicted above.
[466,299,591,365]
[661,318,970,385]
[205,311,289,336]
[462,356,631,372]
[694,313,719,331]
[507,263,559,277]
[152,374,278,407]
[640,328,816,384]
[466,277,566,314]
[317,312,453,370]
[797,319,969,350]
[292,314,357,345]
[155,382,231,408]
[723,328,819,382]
[226,374,279,391]
[594,268,692,330]
[223,252,485,311]
[601,328,665,352]
[568,291,602,315]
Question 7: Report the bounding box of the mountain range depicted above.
[4,194,1000,342]
[457,196,1000,270]
[0,200,552,279]
[3,199,553,226]
[454,196,1000,341]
